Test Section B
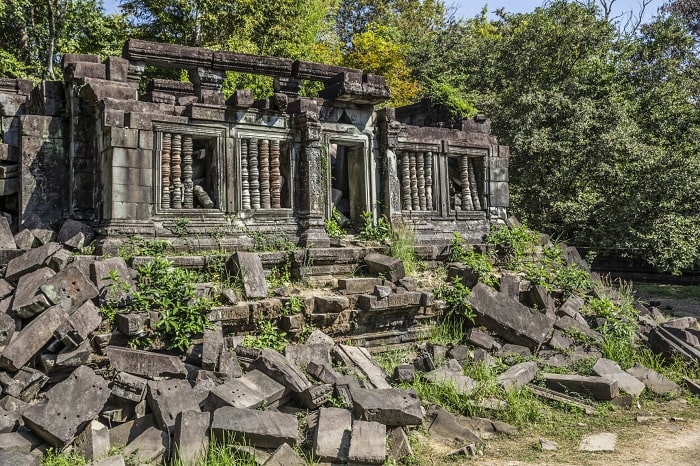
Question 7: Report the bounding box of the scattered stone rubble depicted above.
[0,218,696,464]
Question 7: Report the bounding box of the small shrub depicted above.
[282,295,305,315]
[118,237,172,261]
[435,277,475,324]
[449,232,498,288]
[358,210,389,242]
[325,207,346,239]
[485,224,540,268]
[244,319,288,352]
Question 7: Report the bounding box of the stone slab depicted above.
[497,361,538,391]
[0,450,39,466]
[5,242,61,282]
[112,372,148,402]
[425,367,477,395]
[147,379,201,433]
[231,252,268,299]
[336,344,391,389]
[172,410,210,465]
[252,348,312,393]
[0,305,69,371]
[626,363,681,396]
[106,346,188,379]
[468,283,554,350]
[264,442,305,466]
[208,369,285,409]
[426,405,480,448]
[542,373,619,400]
[210,406,298,449]
[55,299,102,348]
[579,432,617,452]
[40,266,98,314]
[122,425,169,463]
[592,358,645,396]
[56,219,94,250]
[313,407,352,463]
[0,218,14,250]
[11,267,54,318]
[202,323,224,371]
[364,253,405,282]
[22,366,110,447]
[73,419,110,461]
[351,388,423,426]
[347,420,386,465]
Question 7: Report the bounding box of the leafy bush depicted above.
[244,319,288,352]
[125,256,212,351]
[118,237,172,262]
[435,277,475,324]
[358,210,389,242]
[449,232,498,288]
[485,225,540,268]
[282,295,305,315]
[325,207,347,239]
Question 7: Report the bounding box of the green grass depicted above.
[634,282,700,301]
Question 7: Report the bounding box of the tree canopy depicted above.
[0,0,697,272]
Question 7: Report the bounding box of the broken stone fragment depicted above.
[0,367,47,402]
[39,266,98,314]
[313,407,352,463]
[497,361,538,391]
[0,217,15,250]
[115,312,148,336]
[252,348,312,393]
[172,410,210,465]
[426,405,480,448]
[347,420,386,465]
[0,305,69,371]
[105,346,188,379]
[335,344,391,389]
[91,257,134,307]
[22,365,110,447]
[146,379,200,433]
[201,323,224,371]
[541,372,619,400]
[284,343,332,370]
[229,252,268,299]
[207,369,285,410]
[54,299,102,348]
[13,229,37,250]
[73,419,110,461]
[351,388,423,426]
[112,372,148,402]
[424,367,477,396]
[592,358,645,396]
[121,425,169,464]
[210,406,298,449]
[11,267,54,318]
[39,340,91,374]
[579,432,617,452]
[626,363,681,396]
[56,219,94,250]
[264,442,305,466]
[4,242,61,282]
[364,253,405,282]
[20,214,55,245]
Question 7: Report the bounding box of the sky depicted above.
[102,0,666,23]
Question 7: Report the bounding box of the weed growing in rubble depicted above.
[389,223,423,276]
[325,207,346,239]
[41,449,88,466]
[118,236,172,262]
[244,319,288,352]
[358,210,389,242]
[448,232,498,287]
[434,277,475,324]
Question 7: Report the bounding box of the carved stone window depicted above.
[239,137,291,210]
[446,155,485,212]
[398,151,436,212]
[154,124,225,213]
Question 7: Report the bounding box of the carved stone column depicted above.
[182,135,193,208]
[425,152,433,210]
[377,108,402,222]
[459,155,474,211]
[249,138,260,209]
[295,111,329,248]
[260,139,271,208]
[241,139,250,210]
[171,134,182,209]
[161,133,171,209]
[270,139,281,208]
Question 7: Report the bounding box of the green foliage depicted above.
[424,78,478,120]
[449,232,498,288]
[124,257,212,351]
[118,237,172,262]
[282,295,305,315]
[297,323,317,343]
[485,225,540,268]
[244,319,288,352]
[325,207,347,239]
[389,223,422,276]
[434,277,475,325]
[247,230,297,253]
[41,448,88,466]
[357,211,389,242]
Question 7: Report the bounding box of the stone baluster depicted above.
[161,133,171,209]
[171,134,182,209]
[241,139,250,210]
[417,151,426,210]
[401,152,411,211]
[270,139,281,208]
[468,157,481,210]
[459,155,474,211]
[425,152,433,211]
[182,135,193,208]
[409,152,419,210]
[249,138,260,209]
[260,139,271,208]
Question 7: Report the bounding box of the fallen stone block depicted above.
[314,407,352,463]
[351,388,422,426]
[39,340,91,374]
[426,405,480,448]
[56,219,94,250]
[425,367,477,395]
[306,361,342,384]
[0,432,32,452]
[579,432,616,452]
[112,372,148,402]
[20,214,55,245]
[347,420,386,465]
[548,329,573,351]
[542,372,619,400]
[202,323,224,371]
[13,229,37,250]
[592,358,645,396]
[284,343,332,370]
[466,327,498,350]
[295,383,333,409]
[39,266,98,314]
[0,314,14,349]
[446,263,479,289]
[251,348,312,393]
[388,426,413,460]
[122,425,169,464]
[217,351,243,379]
[172,410,210,465]
[22,366,110,447]
[55,299,101,348]
[11,267,54,318]
[0,280,12,300]
[335,344,391,389]
[207,369,286,409]
[554,315,602,341]
[529,284,555,312]
[73,419,110,461]
[460,416,518,436]
[48,248,72,272]
[4,242,61,282]
[314,295,350,313]
[108,413,156,448]
[0,367,48,402]
[211,406,298,449]
[626,363,680,396]
[264,442,305,466]
[497,361,538,391]
[0,305,69,371]
[0,450,39,465]
[558,294,585,317]
[497,343,531,358]
[393,365,416,383]
[468,283,554,350]
[337,278,382,295]
[0,409,20,433]
[364,253,405,282]
[230,252,268,299]
[106,346,188,379]
[0,218,15,250]
[147,379,200,433]
[115,312,148,336]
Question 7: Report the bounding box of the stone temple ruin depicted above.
[0,39,509,255]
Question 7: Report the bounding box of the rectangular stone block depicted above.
[22,366,110,447]
[542,372,619,400]
[105,56,129,82]
[207,370,285,410]
[313,407,351,463]
[112,372,148,402]
[347,420,386,465]
[185,103,225,121]
[55,299,102,348]
[229,252,268,299]
[210,406,298,449]
[351,389,423,426]
[468,283,554,350]
[109,127,139,148]
[147,379,200,433]
[106,346,188,379]
[5,242,61,282]
[364,253,405,282]
[40,266,99,314]
[213,51,293,76]
[172,410,210,465]
[11,267,54,318]
[0,305,69,371]
[337,278,382,295]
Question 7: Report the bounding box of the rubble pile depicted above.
[0,215,696,464]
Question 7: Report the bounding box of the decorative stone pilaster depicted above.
[295,112,329,248]
[377,108,402,222]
